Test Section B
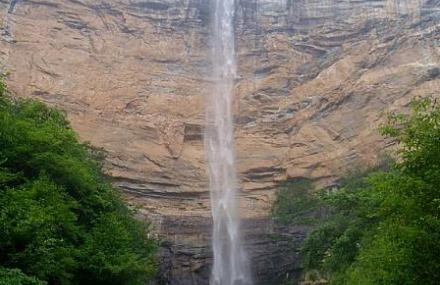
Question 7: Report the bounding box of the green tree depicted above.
[0,267,47,285]
[299,97,440,285]
[0,79,157,284]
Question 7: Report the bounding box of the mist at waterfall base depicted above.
[204,0,253,284]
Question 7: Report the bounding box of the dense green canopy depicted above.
[0,79,157,285]
[275,97,440,285]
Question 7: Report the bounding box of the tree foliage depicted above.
[272,178,322,225]
[0,267,47,285]
[0,79,157,284]
[279,97,440,285]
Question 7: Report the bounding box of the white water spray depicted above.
[205,0,253,284]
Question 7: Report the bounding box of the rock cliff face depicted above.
[1,0,440,283]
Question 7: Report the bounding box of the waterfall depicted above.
[205,0,253,284]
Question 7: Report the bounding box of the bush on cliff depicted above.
[0,79,157,285]
[272,178,322,225]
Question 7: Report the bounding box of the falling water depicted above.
[205,0,253,284]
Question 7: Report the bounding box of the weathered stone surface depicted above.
[155,215,310,285]
[1,0,440,283]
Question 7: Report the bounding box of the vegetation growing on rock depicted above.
[274,97,440,285]
[0,79,157,285]
[271,178,322,225]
